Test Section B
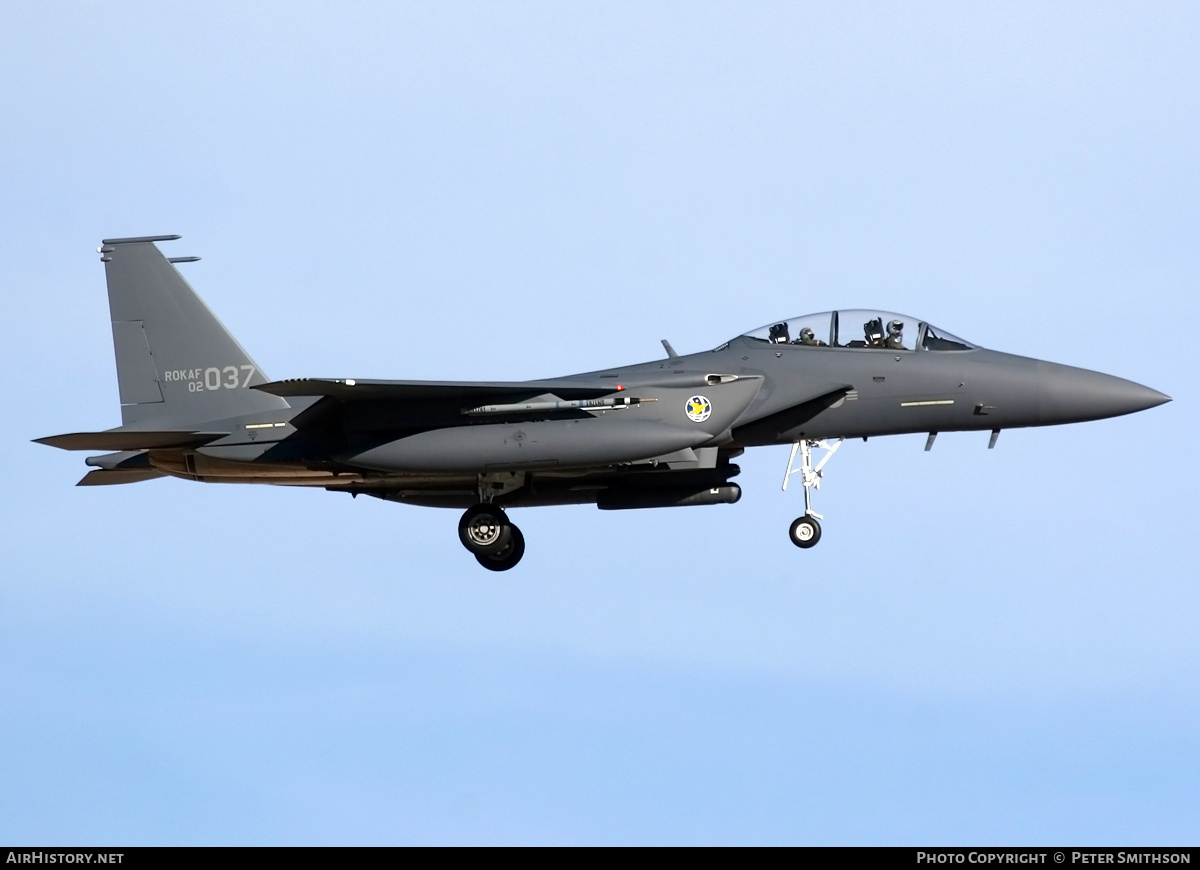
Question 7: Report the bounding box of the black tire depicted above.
[458,503,512,555]
[475,524,525,572]
[788,515,822,549]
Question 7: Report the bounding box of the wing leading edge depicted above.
[254,378,622,402]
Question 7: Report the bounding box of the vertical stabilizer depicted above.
[99,235,290,427]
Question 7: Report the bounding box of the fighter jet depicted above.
[36,235,1171,570]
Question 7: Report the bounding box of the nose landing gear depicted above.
[782,438,842,549]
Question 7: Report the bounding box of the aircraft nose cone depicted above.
[1038,361,1171,425]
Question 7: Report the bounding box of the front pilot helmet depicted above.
[888,319,903,334]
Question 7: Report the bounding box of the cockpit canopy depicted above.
[739,310,974,352]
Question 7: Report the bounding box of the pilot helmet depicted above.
[888,319,904,335]
[799,327,815,340]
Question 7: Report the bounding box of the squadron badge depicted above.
[685,395,712,423]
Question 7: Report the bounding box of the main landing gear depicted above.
[458,472,527,571]
[782,438,843,549]
[458,502,525,571]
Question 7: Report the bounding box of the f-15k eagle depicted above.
[37,235,1171,571]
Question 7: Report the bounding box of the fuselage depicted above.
[166,330,1168,491]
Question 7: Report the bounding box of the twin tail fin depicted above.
[98,235,289,427]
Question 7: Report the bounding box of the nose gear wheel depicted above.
[789,515,822,548]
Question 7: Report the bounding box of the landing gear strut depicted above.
[782,438,842,549]
[458,503,525,571]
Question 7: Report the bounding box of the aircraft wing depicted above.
[253,378,622,402]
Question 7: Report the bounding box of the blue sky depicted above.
[1,1,1197,844]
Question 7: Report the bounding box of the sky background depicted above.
[1,1,1198,845]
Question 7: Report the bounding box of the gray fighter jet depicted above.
[37,235,1171,570]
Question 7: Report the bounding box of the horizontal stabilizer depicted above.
[77,468,167,486]
[255,378,622,402]
[34,430,227,451]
